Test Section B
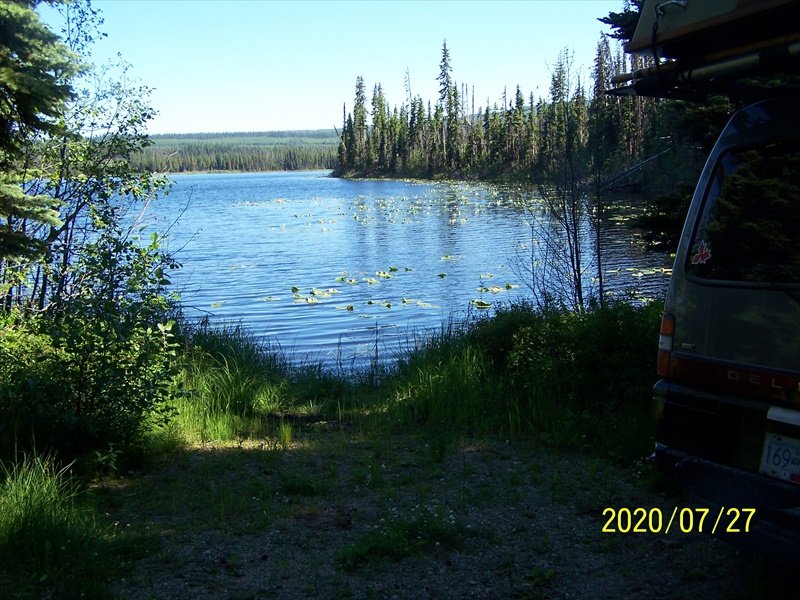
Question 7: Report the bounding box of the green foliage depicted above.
[0,0,77,158]
[0,0,76,261]
[504,301,662,457]
[175,322,305,442]
[1,199,182,463]
[0,312,72,455]
[0,454,113,599]
[468,301,545,370]
[336,505,464,572]
[381,301,662,461]
[387,335,489,461]
[334,38,676,193]
[597,1,642,43]
[0,1,184,468]
[0,307,179,463]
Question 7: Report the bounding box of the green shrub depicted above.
[382,301,662,460]
[467,300,541,370]
[505,301,662,458]
[0,308,179,464]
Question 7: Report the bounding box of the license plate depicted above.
[760,433,800,483]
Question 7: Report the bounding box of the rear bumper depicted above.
[654,380,800,561]
[655,444,800,560]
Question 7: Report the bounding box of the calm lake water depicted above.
[144,170,670,369]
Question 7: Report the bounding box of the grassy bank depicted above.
[1,301,668,597]
[167,301,662,461]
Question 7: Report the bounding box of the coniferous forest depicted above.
[331,0,741,200]
[132,130,338,173]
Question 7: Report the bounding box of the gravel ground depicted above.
[99,426,769,600]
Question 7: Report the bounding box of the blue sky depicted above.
[42,0,625,134]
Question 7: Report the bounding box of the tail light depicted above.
[657,314,675,378]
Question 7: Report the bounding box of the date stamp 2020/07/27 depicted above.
[602,507,756,535]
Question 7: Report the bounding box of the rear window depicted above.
[687,138,800,284]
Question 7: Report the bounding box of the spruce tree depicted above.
[0,0,76,261]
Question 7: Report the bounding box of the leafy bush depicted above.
[505,301,662,458]
[467,300,541,370]
[0,309,179,464]
[0,314,73,457]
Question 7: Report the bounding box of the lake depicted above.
[143,170,670,370]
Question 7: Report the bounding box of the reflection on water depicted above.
[143,170,670,369]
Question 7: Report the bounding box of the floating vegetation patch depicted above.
[367,300,392,309]
[260,296,281,302]
[437,273,447,278]
[335,273,360,285]
[376,271,393,279]
[364,277,379,285]
[440,255,460,261]
[470,299,492,309]
[309,287,340,298]
[476,285,511,294]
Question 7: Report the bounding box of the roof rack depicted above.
[608,0,800,100]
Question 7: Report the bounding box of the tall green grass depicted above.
[173,321,361,443]
[0,455,112,598]
[170,301,660,459]
[380,301,662,461]
[175,322,286,441]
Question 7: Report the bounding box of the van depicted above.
[610,0,800,559]
[654,92,800,559]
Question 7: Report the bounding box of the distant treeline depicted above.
[333,38,715,193]
[133,130,338,173]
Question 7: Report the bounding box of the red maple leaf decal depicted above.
[691,240,712,265]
